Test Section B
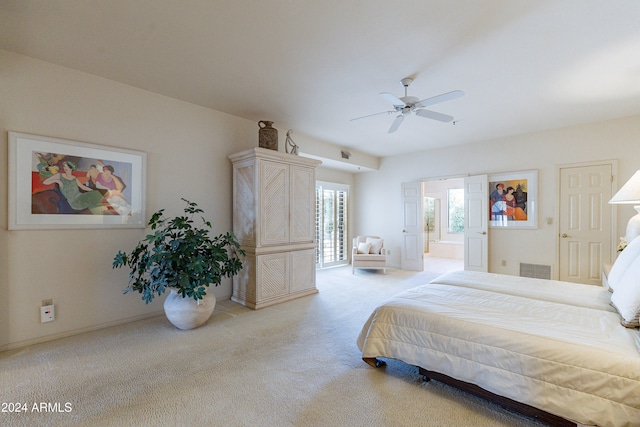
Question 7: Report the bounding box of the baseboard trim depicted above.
[0,310,164,352]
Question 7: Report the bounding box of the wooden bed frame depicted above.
[363,357,576,427]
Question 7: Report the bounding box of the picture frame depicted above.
[488,169,537,229]
[8,132,146,230]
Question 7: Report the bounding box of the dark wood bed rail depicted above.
[362,357,576,427]
[418,367,577,427]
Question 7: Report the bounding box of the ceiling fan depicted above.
[351,78,464,133]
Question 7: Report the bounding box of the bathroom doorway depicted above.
[423,177,464,271]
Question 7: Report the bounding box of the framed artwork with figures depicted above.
[488,170,537,229]
[8,132,146,229]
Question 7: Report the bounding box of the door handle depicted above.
[478,231,487,235]
[561,233,571,238]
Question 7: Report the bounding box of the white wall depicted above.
[0,50,350,350]
[354,115,640,274]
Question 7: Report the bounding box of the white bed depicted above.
[357,270,640,427]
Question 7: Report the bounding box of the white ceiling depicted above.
[2,1,640,158]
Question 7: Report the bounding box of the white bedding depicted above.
[357,271,640,427]
[433,270,617,312]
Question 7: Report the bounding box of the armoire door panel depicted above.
[260,161,289,245]
[257,253,289,300]
[290,249,315,293]
[290,165,315,242]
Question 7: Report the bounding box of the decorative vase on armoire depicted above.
[258,120,278,150]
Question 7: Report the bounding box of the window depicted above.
[447,188,464,234]
[423,196,441,249]
[315,182,349,268]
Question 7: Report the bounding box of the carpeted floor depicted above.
[0,263,545,426]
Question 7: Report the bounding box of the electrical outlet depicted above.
[501,260,507,267]
[40,305,55,323]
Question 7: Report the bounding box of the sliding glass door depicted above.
[315,182,349,268]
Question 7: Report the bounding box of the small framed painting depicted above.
[8,132,146,230]
[488,170,537,229]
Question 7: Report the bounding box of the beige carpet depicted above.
[0,263,545,427]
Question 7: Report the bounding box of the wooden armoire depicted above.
[229,148,321,309]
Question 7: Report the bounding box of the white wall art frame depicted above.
[488,169,537,229]
[8,132,146,229]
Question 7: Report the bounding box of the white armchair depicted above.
[352,236,387,274]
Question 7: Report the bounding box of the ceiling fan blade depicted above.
[388,115,405,133]
[417,90,465,107]
[415,108,454,122]
[350,110,394,121]
[379,92,405,107]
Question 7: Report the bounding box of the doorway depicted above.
[315,182,349,268]
[402,175,487,272]
[423,177,465,271]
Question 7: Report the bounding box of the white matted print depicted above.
[8,132,146,229]
[488,170,537,229]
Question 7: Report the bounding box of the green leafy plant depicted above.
[113,199,245,303]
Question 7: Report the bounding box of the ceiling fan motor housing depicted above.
[401,96,420,105]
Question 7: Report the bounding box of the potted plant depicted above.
[113,199,245,329]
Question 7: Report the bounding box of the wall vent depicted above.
[519,263,551,280]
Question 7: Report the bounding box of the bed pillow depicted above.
[366,237,384,254]
[608,236,640,292]
[357,242,372,254]
[610,254,640,328]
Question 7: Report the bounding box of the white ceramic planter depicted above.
[163,289,216,330]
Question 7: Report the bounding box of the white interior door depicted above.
[401,181,424,271]
[559,163,614,285]
[464,175,488,271]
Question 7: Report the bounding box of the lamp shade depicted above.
[609,170,640,204]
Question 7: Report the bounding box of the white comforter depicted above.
[357,271,640,427]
